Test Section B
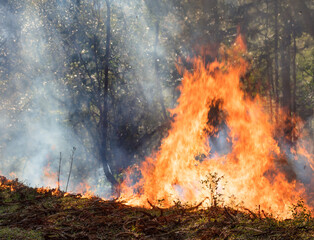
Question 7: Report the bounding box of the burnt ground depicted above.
[0,176,313,240]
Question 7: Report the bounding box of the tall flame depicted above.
[119,36,313,218]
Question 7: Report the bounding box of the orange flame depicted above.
[9,172,17,179]
[42,163,59,188]
[73,181,95,199]
[0,176,15,192]
[35,163,61,195]
[119,35,313,218]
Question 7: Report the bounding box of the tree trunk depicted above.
[154,21,168,120]
[268,58,274,121]
[280,17,291,114]
[292,25,297,114]
[266,0,274,120]
[274,0,280,119]
[101,0,117,187]
[213,0,220,42]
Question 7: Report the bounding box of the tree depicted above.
[280,4,292,114]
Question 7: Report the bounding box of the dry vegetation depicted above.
[0,176,313,240]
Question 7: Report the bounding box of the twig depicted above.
[144,226,166,235]
[244,227,265,233]
[261,210,270,220]
[147,199,164,217]
[123,218,138,232]
[224,207,237,222]
[135,209,155,219]
[57,152,62,191]
[185,197,209,212]
[154,228,179,238]
[243,207,258,219]
[115,232,138,238]
[258,205,261,219]
[65,147,76,192]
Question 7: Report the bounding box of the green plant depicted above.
[290,199,312,225]
[201,172,224,207]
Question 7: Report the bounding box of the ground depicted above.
[0,176,313,239]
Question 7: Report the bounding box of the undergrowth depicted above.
[0,176,313,239]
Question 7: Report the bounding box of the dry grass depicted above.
[0,176,313,239]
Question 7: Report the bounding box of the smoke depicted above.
[0,0,183,196]
[103,0,185,170]
[112,0,181,108]
[208,124,233,158]
[281,117,314,203]
[0,0,110,195]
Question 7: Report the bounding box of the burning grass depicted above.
[0,176,313,239]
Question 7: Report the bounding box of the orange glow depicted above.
[73,181,95,199]
[9,172,17,179]
[119,35,313,218]
[36,186,60,196]
[42,163,59,188]
[38,163,95,198]
[0,177,15,192]
[35,162,61,195]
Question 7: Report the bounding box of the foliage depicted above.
[290,199,312,225]
[201,172,224,207]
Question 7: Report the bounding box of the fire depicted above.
[119,35,313,218]
[9,172,17,179]
[73,181,95,199]
[42,163,59,188]
[38,162,95,198]
[0,176,16,192]
[36,186,60,196]
[35,162,61,195]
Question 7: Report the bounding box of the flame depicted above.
[9,172,17,179]
[119,35,313,218]
[42,163,59,188]
[0,176,16,192]
[36,186,60,196]
[38,163,95,198]
[35,163,60,195]
[73,181,95,199]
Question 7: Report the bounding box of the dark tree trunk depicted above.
[101,0,117,187]
[213,0,220,42]
[274,0,280,119]
[154,21,168,120]
[266,49,274,119]
[280,19,291,114]
[268,57,274,120]
[266,0,274,120]
[292,25,297,114]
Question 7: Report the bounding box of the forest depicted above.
[0,0,313,239]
